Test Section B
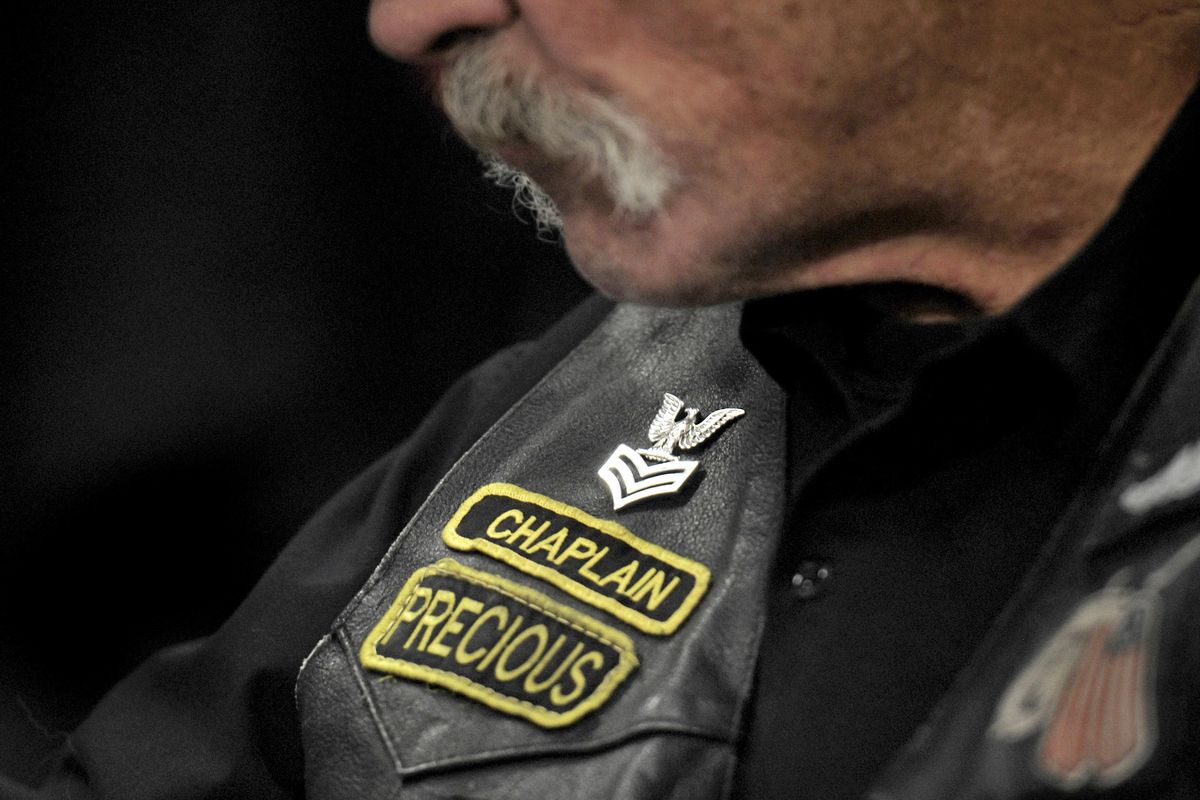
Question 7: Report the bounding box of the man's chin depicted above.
[482,162,730,306]
[561,224,736,308]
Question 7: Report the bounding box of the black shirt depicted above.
[731,81,1199,799]
[10,80,1196,800]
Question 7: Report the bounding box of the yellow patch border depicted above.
[442,483,712,636]
[360,558,638,729]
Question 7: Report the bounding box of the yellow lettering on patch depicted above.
[476,614,524,672]
[526,527,569,560]
[455,605,506,666]
[523,640,585,695]
[360,559,638,729]
[551,650,606,706]
[486,509,522,539]
[508,516,551,550]
[630,570,681,611]
[402,589,456,652]
[443,484,712,635]
[551,536,598,566]
[494,624,549,681]
[380,586,431,646]
[427,596,483,658]
[596,560,640,594]
[575,547,612,583]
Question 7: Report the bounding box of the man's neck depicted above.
[748,4,1200,319]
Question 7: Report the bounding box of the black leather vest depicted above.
[298,294,1200,799]
[297,303,788,799]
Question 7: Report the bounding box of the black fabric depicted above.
[8,77,1196,800]
[294,302,784,800]
[731,82,1200,800]
[1,295,612,800]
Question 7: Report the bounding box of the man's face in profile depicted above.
[368,1,993,306]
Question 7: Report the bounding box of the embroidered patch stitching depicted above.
[369,570,628,717]
[988,531,1200,790]
[442,483,712,635]
[989,588,1161,790]
[360,558,639,728]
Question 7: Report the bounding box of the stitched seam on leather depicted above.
[728,387,788,738]
[338,625,406,777]
[395,720,734,777]
[295,632,332,709]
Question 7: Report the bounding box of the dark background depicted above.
[2,0,589,782]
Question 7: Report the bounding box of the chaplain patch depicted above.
[442,483,711,635]
[360,559,638,729]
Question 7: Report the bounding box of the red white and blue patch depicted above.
[989,587,1160,790]
[990,530,1200,790]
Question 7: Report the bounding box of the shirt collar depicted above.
[742,79,1200,426]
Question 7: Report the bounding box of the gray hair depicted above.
[439,40,678,233]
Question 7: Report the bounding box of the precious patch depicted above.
[360,558,638,729]
[442,483,711,635]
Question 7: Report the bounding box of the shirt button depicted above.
[790,560,834,600]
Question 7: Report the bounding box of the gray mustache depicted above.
[438,39,678,220]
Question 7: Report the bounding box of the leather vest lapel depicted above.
[873,282,1200,800]
[297,303,786,800]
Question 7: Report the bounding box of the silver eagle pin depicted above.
[598,392,745,511]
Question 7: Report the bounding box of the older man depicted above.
[10,1,1200,799]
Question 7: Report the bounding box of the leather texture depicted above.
[297,303,787,799]
[299,288,1200,799]
[870,282,1200,799]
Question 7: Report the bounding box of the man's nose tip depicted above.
[368,0,515,62]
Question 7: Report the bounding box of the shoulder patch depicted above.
[360,558,638,729]
[442,483,711,635]
[989,587,1160,790]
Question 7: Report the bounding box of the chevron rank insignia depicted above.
[598,392,744,511]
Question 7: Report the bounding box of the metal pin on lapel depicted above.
[598,392,744,511]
